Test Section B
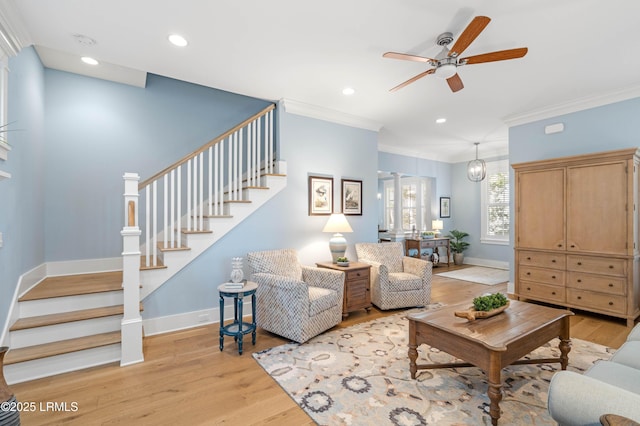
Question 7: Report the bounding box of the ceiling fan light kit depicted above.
[384,15,528,93]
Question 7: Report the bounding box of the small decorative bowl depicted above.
[337,261,350,267]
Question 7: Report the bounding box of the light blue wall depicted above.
[509,97,640,163]
[0,48,46,326]
[43,70,271,261]
[450,155,511,264]
[142,110,379,318]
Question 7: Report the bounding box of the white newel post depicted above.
[121,172,144,366]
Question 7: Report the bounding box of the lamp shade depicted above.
[431,220,443,231]
[323,213,353,263]
[322,213,353,233]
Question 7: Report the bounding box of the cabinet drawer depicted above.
[519,281,565,303]
[519,266,565,286]
[346,269,369,281]
[566,256,626,277]
[567,289,626,315]
[566,272,626,295]
[434,239,449,247]
[519,251,565,269]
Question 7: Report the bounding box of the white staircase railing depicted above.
[120,104,276,364]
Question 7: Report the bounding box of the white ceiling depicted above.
[5,0,640,162]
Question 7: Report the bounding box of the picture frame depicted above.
[440,197,451,218]
[342,179,362,215]
[308,175,333,215]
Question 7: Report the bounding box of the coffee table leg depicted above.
[408,320,418,379]
[487,366,502,426]
[559,317,571,370]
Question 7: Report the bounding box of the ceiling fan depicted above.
[383,16,528,93]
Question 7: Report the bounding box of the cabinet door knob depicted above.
[527,257,531,260]
[526,272,531,275]
[558,244,563,248]
[577,279,582,283]
[552,275,556,279]
[356,273,361,276]
[570,244,575,248]
[609,283,614,287]
[577,262,582,266]
[577,296,582,300]
[609,265,614,269]
[609,301,614,306]
[526,287,531,291]
[551,259,556,263]
[552,291,556,295]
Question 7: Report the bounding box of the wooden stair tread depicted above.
[140,256,167,270]
[10,304,143,331]
[4,331,121,365]
[20,271,123,301]
[224,200,251,204]
[181,229,213,234]
[157,243,190,252]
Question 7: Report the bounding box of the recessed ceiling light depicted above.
[436,118,447,124]
[342,87,355,96]
[81,56,99,66]
[168,34,188,47]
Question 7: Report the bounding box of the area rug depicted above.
[435,266,509,286]
[253,310,613,425]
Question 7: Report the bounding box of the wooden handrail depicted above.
[138,103,275,190]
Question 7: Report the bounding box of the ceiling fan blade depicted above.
[448,16,491,58]
[390,69,435,92]
[447,73,464,92]
[461,47,528,65]
[383,52,434,63]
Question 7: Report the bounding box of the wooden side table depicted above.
[316,261,371,318]
[217,281,258,355]
[405,237,450,267]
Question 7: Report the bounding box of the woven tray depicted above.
[454,301,510,321]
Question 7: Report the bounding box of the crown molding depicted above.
[0,0,31,58]
[281,98,383,132]
[504,84,640,127]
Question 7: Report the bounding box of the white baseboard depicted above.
[142,300,253,337]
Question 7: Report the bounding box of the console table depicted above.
[316,261,372,318]
[405,237,450,267]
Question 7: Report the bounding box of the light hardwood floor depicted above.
[8,267,633,425]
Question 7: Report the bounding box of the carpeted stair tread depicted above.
[19,271,123,301]
[10,304,143,331]
[3,331,121,365]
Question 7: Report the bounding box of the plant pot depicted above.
[0,347,20,426]
[453,253,464,266]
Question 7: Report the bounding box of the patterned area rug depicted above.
[253,310,613,425]
[435,266,509,285]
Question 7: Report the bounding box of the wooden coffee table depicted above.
[407,299,573,425]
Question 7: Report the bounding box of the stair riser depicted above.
[10,316,122,348]
[4,343,121,385]
[19,291,124,317]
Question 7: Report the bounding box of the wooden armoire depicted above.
[513,148,640,327]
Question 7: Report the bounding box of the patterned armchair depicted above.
[355,242,432,310]
[247,249,345,343]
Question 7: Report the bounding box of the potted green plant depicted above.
[448,229,470,265]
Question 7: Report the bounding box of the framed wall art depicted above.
[342,179,362,215]
[308,175,333,215]
[440,197,451,218]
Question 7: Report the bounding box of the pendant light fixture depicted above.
[467,142,486,182]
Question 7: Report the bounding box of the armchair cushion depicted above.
[388,273,423,291]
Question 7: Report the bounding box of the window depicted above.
[481,160,510,244]
[383,177,432,232]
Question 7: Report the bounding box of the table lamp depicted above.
[323,213,353,263]
[432,219,444,237]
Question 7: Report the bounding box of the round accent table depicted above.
[217,281,258,355]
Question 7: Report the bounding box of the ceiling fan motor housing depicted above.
[437,32,454,46]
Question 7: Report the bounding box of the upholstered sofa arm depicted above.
[302,266,345,292]
[548,371,640,425]
[403,256,431,279]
